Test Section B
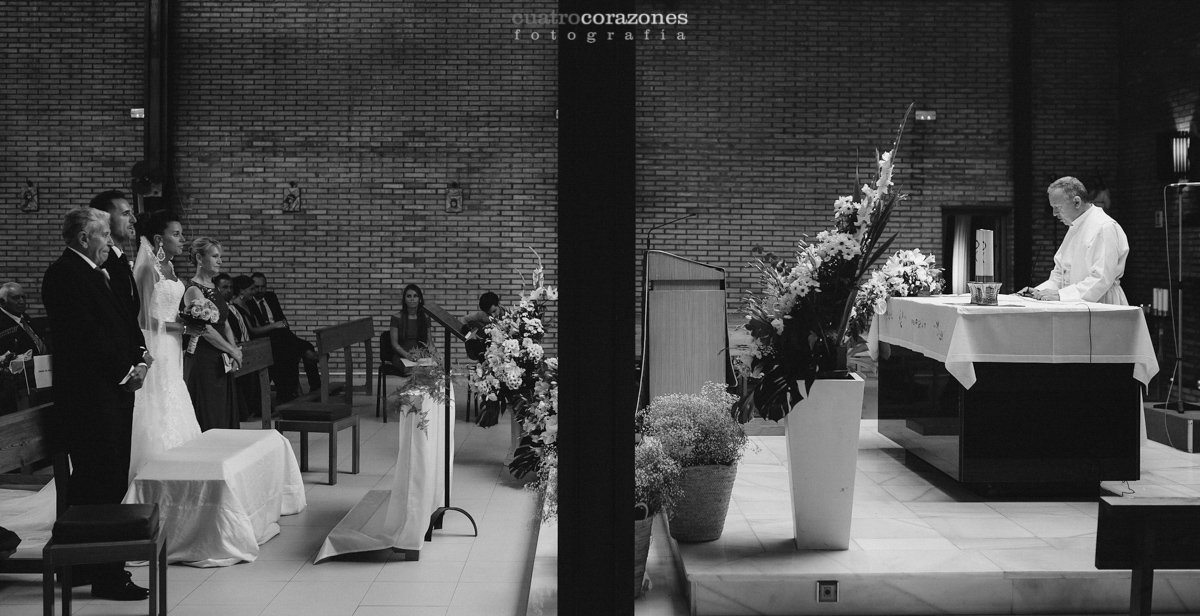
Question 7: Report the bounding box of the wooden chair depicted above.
[42,501,167,616]
[1096,496,1200,616]
[275,317,374,485]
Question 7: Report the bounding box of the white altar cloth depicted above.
[123,429,306,567]
[868,294,1159,389]
[315,388,454,562]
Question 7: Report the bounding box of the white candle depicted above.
[975,229,994,278]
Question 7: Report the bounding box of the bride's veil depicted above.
[132,236,161,335]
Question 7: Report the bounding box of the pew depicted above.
[0,402,56,574]
[1096,496,1200,616]
[229,338,274,429]
[274,317,374,484]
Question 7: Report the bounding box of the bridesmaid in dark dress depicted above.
[183,237,243,430]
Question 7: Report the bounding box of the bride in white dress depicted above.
[128,211,203,483]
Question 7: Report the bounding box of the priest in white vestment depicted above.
[1022,176,1129,305]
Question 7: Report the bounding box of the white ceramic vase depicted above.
[783,372,865,550]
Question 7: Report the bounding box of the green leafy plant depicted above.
[638,382,748,467]
[634,436,682,520]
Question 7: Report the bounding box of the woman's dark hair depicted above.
[232,275,254,294]
[479,291,500,312]
[400,284,429,333]
[400,284,425,316]
[135,208,180,243]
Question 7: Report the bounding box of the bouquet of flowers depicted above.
[846,249,944,338]
[385,347,446,434]
[470,249,557,429]
[737,104,923,422]
[179,298,219,354]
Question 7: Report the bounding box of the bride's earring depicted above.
[155,243,166,263]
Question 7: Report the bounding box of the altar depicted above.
[870,294,1158,488]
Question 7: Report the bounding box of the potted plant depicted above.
[639,382,747,542]
[735,105,943,549]
[633,436,681,598]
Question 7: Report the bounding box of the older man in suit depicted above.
[0,282,48,356]
[42,207,150,601]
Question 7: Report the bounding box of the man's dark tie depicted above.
[20,316,46,355]
[96,265,112,290]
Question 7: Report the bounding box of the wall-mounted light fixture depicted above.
[1161,130,1193,183]
[20,180,38,212]
[282,182,302,212]
[445,182,463,213]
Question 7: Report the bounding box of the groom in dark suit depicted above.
[89,190,141,317]
[42,207,150,601]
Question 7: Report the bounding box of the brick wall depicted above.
[0,0,145,301]
[1,1,558,376]
[633,0,1122,355]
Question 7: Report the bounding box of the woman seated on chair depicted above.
[389,284,433,376]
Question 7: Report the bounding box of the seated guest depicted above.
[1018,176,1129,305]
[244,272,320,402]
[462,291,503,362]
[225,275,262,418]
[390,284,434,375]
[0,282,49,356]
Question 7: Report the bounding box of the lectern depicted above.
[421,303,478,540]
[636,250,734,409]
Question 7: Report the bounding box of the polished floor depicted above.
[0,385,539,616]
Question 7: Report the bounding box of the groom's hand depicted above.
[122,368,146,392]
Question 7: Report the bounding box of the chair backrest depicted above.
[380,330,394,363]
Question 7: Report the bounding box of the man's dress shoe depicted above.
[91,575,150,601]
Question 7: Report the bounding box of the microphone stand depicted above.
[1155,182,1200,413]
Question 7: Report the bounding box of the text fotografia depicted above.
[511,11,688,42]
[515,28,686,42]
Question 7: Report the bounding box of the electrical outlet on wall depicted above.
[816,580,838,603]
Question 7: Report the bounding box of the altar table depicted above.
[871,294,1158,488]
[315,386,455,562]
[123,429,307,567]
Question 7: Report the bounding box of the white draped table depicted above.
[868,294,1158,388]
[123,429,307,567]
[868,294,1158,488]
[315,387,455,562]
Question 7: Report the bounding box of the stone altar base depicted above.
[672,421,1200,615]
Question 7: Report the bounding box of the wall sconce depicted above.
[1161,131,1193,183]
[20,180,38,212]
[282,182,301,212]
[445,182,463,213]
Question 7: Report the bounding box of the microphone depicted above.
[1168,181,1200,187]
[644,212,698,255]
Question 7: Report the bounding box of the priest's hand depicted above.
[1033,289,1060,301]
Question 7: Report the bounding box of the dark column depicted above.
[1011,0,1034,289]
[144,0,172,209]
[557,0,636,613]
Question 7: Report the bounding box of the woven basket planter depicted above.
[633,515,654,597]
[668,463,738,542]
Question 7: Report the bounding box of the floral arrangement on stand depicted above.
[846,249,944,339]
[469,249,559,514]
[385,347,445,434]
[737,104,943,422]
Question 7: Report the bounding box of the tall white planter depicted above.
[784,372,865,550]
